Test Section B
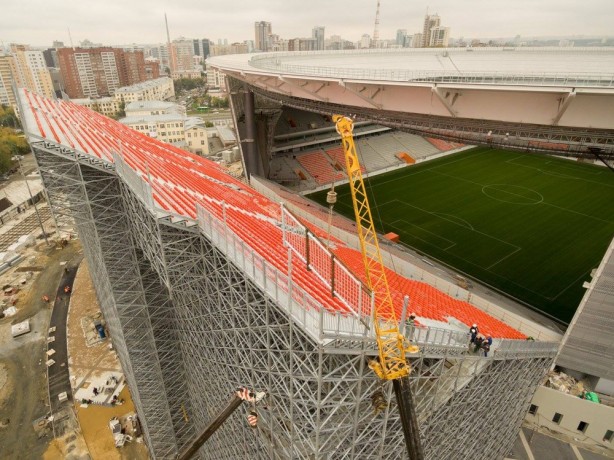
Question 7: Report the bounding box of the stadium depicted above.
[18,47,614,459]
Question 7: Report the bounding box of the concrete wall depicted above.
[528,386,614,447]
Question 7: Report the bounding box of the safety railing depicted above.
[281,205,372,319]
[113,152,155,210]
[248,48,614,87]
[493,338,559,359]
[196,202,371,340]
[405,324,469,350]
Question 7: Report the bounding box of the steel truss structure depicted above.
[224,77,614,165]
[28,134,558,460]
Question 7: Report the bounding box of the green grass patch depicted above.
[308,147,614,323]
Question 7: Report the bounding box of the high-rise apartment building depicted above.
[428,26,450,47]
[360,34,371,49]
[201,39,211,59]
[0,55,17,106]
[57,47,151,99]
[255,21,272,51]
[0,45,54,107]
[412,33,423,48]
[171,39,195,73]
[312,26,325,51]
[422,14,441,47]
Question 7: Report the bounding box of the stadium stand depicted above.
[528,140,570,151]
[22,88,525,339]
[325,146,367,173]
[296,150,346,185]
[426,137,460,152]
[392,132,442,159]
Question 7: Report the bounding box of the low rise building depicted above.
[115,77,174,103]
[125,100,185,117]
[119,113,209,155]
[72,97,120,117]
[185,118,209,155]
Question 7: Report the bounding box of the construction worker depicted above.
[41,295,50,303]
[482,336,493,357]
[64,285,71,294]
[469,324,479,344]
[473,334,484,354]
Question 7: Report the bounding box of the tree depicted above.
[204,121,214,128]
[0,143,13,174]
[110,101,126,120]
[174,77,206,94]
[0,105,20,130]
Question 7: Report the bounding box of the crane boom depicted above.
[333,115,424,460]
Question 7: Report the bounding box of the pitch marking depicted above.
[482,184,544,205]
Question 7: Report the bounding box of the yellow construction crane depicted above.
[333,115,424,460]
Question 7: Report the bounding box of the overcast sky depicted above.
[2,0,613,47]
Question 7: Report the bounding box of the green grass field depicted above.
[308,147,614,323]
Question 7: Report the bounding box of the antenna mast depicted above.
[165,13,175,74]
[372,0,381,48]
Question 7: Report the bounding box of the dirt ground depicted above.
[66,261,149,460]
[0,237,81,459]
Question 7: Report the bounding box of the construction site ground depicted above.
[0,192,148,459]
[66,261,149,460]
[0,206,76,459]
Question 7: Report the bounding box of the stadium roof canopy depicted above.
[212,47,614,87]
[210,48,614,153]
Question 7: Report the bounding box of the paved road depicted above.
[47,259,81,415]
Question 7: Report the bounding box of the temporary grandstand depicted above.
[19,87,560,459]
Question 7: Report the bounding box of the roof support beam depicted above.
[250,76,291,96]
[338,80,382,109]
[431,85,457,117]
[552,90,576,126]
[278,77,328,102]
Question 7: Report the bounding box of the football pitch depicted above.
[308,147,614,323]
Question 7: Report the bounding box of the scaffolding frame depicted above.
[30,137,558,459]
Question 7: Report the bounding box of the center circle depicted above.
[482,184,544,205]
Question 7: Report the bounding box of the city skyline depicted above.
[2,0,614,47]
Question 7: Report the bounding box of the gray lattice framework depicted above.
[29,138,558,460]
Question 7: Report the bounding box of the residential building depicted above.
[312,26,325,51]
[43,48,59,68]
[360,34,371,49]
[119,112,209,155]
[429,27,450,47]
[185,118,209,155]
[206,67,225,90]
[193,39,202,59]
[210,43,248,57]
[125,100,185,117]
[287,38,317,52]
[48,68,64,97]
[57,47,152,98]
[0,45,54,107]
[0,54,16,106]
[422,14,441,47]
[114,77,175,103]
[119,113,186,144]
[143,60,161,80]
[201,39,211,59]
[171,39,195,73]
[412,33,423,48]
[71,97,120,117]
[255,21,272,51]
